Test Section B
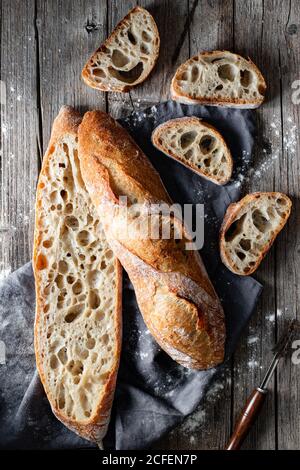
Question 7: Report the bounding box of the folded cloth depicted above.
[0,101,262,450]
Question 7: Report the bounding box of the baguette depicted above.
[171,51,266,108]
[78,110,225,370]
[152,117,233,185]
[220,192,292,275]
[33,106,122,445]
[82,6,160,93]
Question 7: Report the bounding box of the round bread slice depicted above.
[33,106,122,445]
[220,192,292,276]
[82,6,160,92]
[171,50,266,108]
[152,117,233,185]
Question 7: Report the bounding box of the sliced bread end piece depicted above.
[220,192,291,275]
[33,106,122,444]
[171,50,266,108]
[152,117,233,185]
[82,6,160,92]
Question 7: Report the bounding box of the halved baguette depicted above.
[82,6,160,92]
[152,117,233,185]
[78,111,225,370]
[220,192,291,275]
[171,51,266,108]
[33,106,122,445]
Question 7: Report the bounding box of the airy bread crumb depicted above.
[82,6,160,92]
[152,117,233,185]
[220,192,291,275]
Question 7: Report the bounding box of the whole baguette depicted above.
[33,106,122,444]
[78,111,225,370]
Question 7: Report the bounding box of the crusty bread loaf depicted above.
[78,110,225,370]
[152,117,233,185]
[171,51,266,108]
[82,6,160,93]
[220,192,291,275]
[33,106,122,445]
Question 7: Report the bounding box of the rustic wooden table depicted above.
[1,0,299,450]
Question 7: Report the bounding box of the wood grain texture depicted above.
[232,0,279,450]
[274,0,300,450]
[0,0,300,450]
[0,0,39,275]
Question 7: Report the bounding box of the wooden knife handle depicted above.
[225,388,268,450]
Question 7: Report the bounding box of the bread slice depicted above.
[33,106,122,445]
[220,192,291,275]
[171,51,266,108]
[152,117,233,185]
[82,6,160,92]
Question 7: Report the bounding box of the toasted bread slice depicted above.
[152,117,233,185]
[171,51,266,108]
[82,6,160,92]
[33,106,122,445]
[220,192,291,275]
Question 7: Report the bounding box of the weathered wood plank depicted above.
[232,0,285,450]
[275,0,300,450]
[234,0,299,449]
[0,0,39,276]
[177,0,234,450]
[36,0,108,150]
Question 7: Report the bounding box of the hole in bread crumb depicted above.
[218,63,236,82]
[95,310,105,321]
[101,333,109,345]
[240,69,252,87]
[65,304,84,323]
[58,260,68,274]
[43,239,53,249]
[93,68,106,78]
[65,203,73,214]
[50,355,59,369]
[180,131,197,149]
[239,239,251,251]
[65,216,79,230]
[108,62,144,84]
[57,347,68,365]
[252,209,271,233]
[67,275,75,284]
[100,260,107,270]
[127,29,137,45]
[236,250,246,261]
[111,49,130,68]
[58,385,65,409]
[36,254,48,270]
[55,274,64,288]
[60,189,68,201]
[142,30,152,42]
[199,135,216,154]
[89,290,100,309]
[204,157,211,167]
[72,280,83,295]
[277,197,287,206]
[87,270,101,287]
[225,213,247,242]
[68,359,84,376]
[86,338,96,350]
[77,230,91,246]
[191,66,199,83]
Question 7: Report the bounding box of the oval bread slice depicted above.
[171,50,266,108]
[220,192,292,275]
[82,6,160,92]
[33,106,122,445]
[152,117,233,185]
